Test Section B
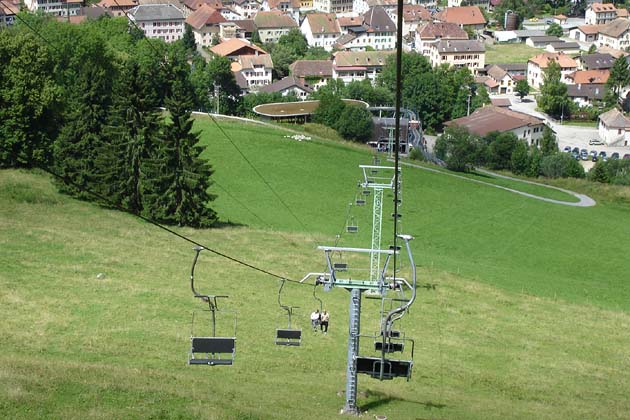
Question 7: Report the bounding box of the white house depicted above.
[598,108,630,146]
[427,39,485,74]
[313,0,352,13]
[233,54,274,88]
[232,0,261,18]
[300,13,341,51]
[254,10,298,43]
[569,24,600,43]
[23,0,82,16]
[415,22,468,57]
[486,64,518,94]
[259,76,313,99]
[128,4,185,43]
[332,50,394,84]
[447,0,489,8]
[335,6,396,51]
[185,4,226,47]
[585,2,618,25]
[444,105,547,147]
[527,52,578,89]
[597,18,630,51]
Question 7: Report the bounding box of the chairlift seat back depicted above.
[276,328,302,346]
[356,199,366,206]
[375,341,404,353]
[355,356,412,380]
[189,337,235,366]
[346,225,358,233]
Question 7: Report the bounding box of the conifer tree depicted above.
[53,35,115,199]
[143,46,217,228]
[97,59,163,215]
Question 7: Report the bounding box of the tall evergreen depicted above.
[0,32,60,168]
[53,34,115,199]
[97,58,163,215]
[143,46,217,227]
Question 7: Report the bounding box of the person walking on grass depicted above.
[310,309,320,331]
[320,310,329,334]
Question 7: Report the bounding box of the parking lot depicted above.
[503,95,630,171]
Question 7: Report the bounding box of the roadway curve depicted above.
[397,160,596,207]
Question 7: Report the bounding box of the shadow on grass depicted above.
[213,220,247,229]
[359,389,446,413]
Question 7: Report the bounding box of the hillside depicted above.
[2,117,630,419]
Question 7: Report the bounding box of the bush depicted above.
[540,153,585,178]
[408,146,425,161]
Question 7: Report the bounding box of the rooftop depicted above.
[254,10,298,29]
[444,105,545,137]
[129,3,184,21]
[435,5,486,26]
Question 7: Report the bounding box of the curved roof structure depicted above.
[253,99,368,118]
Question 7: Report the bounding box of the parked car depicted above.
[563,146,572,153]
[611,152,620,160]
[590,150,598,158]
[599,151,608,162]
[572,147,580,155]
[592,155,598,162]
[580,149,589,160]
[589,138,604,145]
[624,154,630,160]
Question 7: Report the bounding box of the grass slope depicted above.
[2,118,630,419]
[485,43,540,65]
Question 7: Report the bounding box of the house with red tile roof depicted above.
[210,38,267,59]
[585,2,617,25]
[186,4,226,46]
[444,105,546,146]
[96,0,136,17]
[565,69,610,85]
[231,54,274,88]
[300,13,341,51]
[527,52,578,89]
[435,5,487,32]
[0,0,19,26]
[569,24,600,43]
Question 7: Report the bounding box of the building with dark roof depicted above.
[567,83,605,108]
[259,76,313,99]
[289,60,333,90]
[415,22,468,56]
[128,4,185,43]
[428,39,485,74]
[185,4,226,46]
[576,53,615,70]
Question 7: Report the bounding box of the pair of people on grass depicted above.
[310,309,329,333]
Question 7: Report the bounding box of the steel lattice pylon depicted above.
[370,187,384,282]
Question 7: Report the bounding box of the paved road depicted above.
[398,160,596,207]
[495,94,630,171]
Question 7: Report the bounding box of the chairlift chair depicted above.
[275,280,302,346]
[188,247,237,366]
[346,216,358,233]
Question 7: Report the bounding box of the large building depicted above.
[428,39,485,74]
[128,4,186,43]
[300,13,342,51]
[23,0,82,16]
[527,52,578,89]
[332,50,394,84]
[254,11,298,43]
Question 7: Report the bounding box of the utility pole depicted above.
[214,83,220,115]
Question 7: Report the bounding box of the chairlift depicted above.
[275,280,302,346]
[355,194,366,206]
[188,246,236,366]
[346,216,358,233]
[355,235,417,381]
[392,213,402,220]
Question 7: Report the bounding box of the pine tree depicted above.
[143,46,217,228]
[97,59,163,215]
[53,35,115,199]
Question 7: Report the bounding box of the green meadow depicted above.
[2,116,630,419]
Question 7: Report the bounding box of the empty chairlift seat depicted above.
[374,341,404,353]
[276,328,302,346]
[189,336,236,366]
[355,356,413,380]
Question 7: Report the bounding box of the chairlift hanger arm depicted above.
[382,235,416,334]
[317,246,397,255]
[190,246,229,310]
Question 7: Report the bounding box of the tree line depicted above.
[0,15,217,227]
